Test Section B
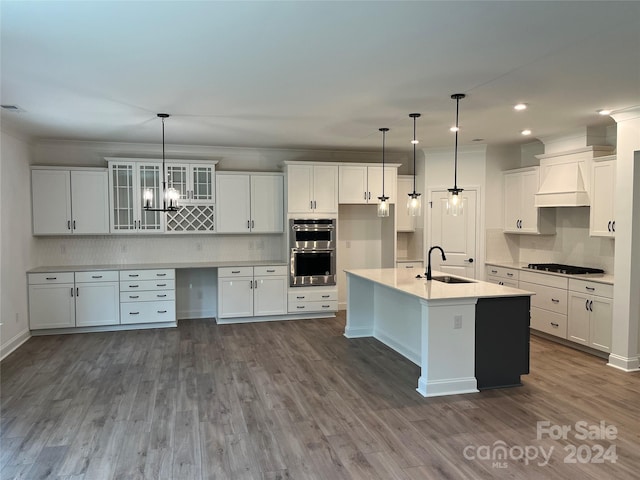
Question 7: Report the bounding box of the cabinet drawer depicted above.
[28,272,74,285]
[519,270,568,289]
[120,279,175,292]
[288,300,338,313]
[119,269,175,281]
[120,301,176,324]
[568,279,613,298]
[485,266,519,281]
[288,290,337,303]
[396,261,423,270]
[530,307,567,339]
[254,265,287,276]
[218,266,254,278]
[120,290,176,303]
[486,275,519,288]
[520,281,567,314]
[75,270,119,283]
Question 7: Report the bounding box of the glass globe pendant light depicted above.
[377,127,390,217]
[407,113,422,217]
[447,94,465,216]
[143,113,179,212]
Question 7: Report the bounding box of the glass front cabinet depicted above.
[165,162,217,233]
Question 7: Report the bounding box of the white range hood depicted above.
[534,161,590,207]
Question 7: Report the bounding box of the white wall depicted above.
[1,130,35,359]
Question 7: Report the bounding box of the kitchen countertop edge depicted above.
[485,261,614,285]
[28,260,288,274]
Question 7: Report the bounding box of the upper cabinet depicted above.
[216,172,284,233]
[165,161,217,233]
[503,167,555,235]
[396,175,416,232]
[589,156,616,237]
[338,165,397,205]
[107,159,165,234]
[286,163,338,214]
[31,167,109,235]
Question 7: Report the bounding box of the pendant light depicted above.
[447,94,465,216]
[407,113,422,217]
[377,127,390,217]
[143,113,179,212]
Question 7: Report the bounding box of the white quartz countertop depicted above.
[485,261,614,285]
[345,268,534,301]
[28,260,287,274]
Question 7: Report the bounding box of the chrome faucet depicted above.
[426,246,446,280]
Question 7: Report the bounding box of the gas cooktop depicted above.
[526,263,604,275]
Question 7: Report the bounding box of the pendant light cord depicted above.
[454,97,459,190]
[412,117,417,192]
[382,129,385,195]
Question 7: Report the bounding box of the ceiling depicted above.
[1,1,639,153]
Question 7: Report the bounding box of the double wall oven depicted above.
[289,219,336,286]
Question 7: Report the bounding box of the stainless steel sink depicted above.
[431,275,475,284]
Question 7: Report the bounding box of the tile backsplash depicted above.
[33,234,285,267]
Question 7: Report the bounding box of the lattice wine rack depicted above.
[166,205,215,232]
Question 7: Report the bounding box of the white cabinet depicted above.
[31,168,109,235]
[485,265,519,288]
[216,173,284,233]
[519,270,568,339]
[396,261,423,271]
[120,269,176,324]
[503,167,555,234]
[396,176,415,232]
[28,271,119,330]
[568,279,613,353]
[165,161,217,233]
[288,287,338,313]
[590,157,616,237]
[108,160,165,233]
[338,165,397,205]
[218,266,287,319]
[286,164,338,214]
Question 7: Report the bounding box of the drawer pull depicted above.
[266,269,276,273]
[128,274,139,278]
[157,294,167,298]
[129,285,139,288]
[297,306,305,309]
[129,312,140,315]
[550,322,559,328]
[506,273,514,277]
[405,265,414,269]
[46,277,57,280]
[551,298,560,303]
[129,295,139,299]
[585,286,595,291]
[296,296,305,299]
[91,275,103,279]
[322,305,330,308]
[321,295,330,298]
[232,270,241,274]
[490,269,498,274]
[156,273,167,277]
[157,310,167,314]
[156,283,167,287]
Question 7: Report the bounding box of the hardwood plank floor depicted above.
[2,312,639,479]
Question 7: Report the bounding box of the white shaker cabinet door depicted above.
[251,175,284,233]
[29,283,76,329]
[312,165,338,213]
[70,170,109,234]
[32,169,72,235]
[75,282,120,327]
[218,277,254,318]
[254,276,287,316]
[216,174,251,233]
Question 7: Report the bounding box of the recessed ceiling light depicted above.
[450,126,459,132]
[521,129,532,136]
[514,103,527,111]
[597,109,612,115]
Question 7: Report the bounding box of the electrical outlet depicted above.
[15,312,20,324]
[454,315,462,329]
[196,242,202,251]
[249,241,255,250]
[257,240,264,250]
[197,291,203,300]
[60,243,67,254]
[346,241,351,248]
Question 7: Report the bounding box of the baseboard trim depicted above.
[216,312,336,325]
[373,328,420,366]
[0,329,31,361]
[30,322,177,336]
[417,376,478,397]
[607,353,640,372]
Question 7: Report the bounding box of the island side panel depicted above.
[475,296,531,390]
[372,283,422,365]
[344,273,375,337]
[417,298,479,397]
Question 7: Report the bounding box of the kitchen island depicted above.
[344,268,534,397]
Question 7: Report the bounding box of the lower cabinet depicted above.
[288,287,338,313]
[119,269,176,324]
[28,271,119,330]
[485,265,519,288]
[519,271,569,339]
[568,279,613,353]
[218,266,287,319]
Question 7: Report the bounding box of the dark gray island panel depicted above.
[475,296,531,390]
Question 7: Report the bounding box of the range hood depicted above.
[534,162,590,207]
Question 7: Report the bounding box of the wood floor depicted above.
[1,312,639,480]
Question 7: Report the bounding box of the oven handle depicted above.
[291,248,335,253]
[292,225,335,231]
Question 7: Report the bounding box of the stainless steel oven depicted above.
[290,219,336,286]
